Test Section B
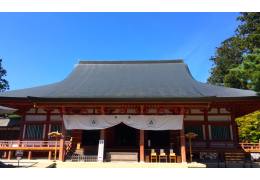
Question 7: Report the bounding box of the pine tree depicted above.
[0,59,9,91]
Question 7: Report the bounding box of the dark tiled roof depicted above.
[0,106,17,115]
[0,60,258,102]
[0,117,21,127]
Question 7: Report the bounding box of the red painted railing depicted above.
[0,141,70,149]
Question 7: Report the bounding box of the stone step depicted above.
[55,162,206,168]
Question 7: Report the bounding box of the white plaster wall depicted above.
[113,109,119,113]
[25,115,46,121]
[190,109,203,114]
[220,108,229,114]
[38,108,47,113]
[208,115,231,121]
[208,108,218,114]
[27,108,47,114]
[164,109,172,114]
[88,109,93,113]
[52,109,60,113]
[147,109,157,113]
[27,108,35,113]
[184,115,204,121]
[127,109,136,113]
[50,115,62,121]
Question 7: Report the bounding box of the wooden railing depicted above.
[0,141,70,149]
[186,142,260,151]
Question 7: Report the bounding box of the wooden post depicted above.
[189,137,192,162]
[4,151,7,158]
[54,136,58,162]
[203,110,210,146]
[28,151,32,160]
[48,151,52,160]
[180,123,186,163]
[140,130,144,163]
[100,129,105,140]
[18,111,26,141]
[8,151,12,160]
[59,121,66,161]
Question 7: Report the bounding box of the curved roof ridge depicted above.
[78,59,185,64]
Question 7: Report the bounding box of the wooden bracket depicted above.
[118,108,127,115]
[157,108,167,115]
[79,108,89,115]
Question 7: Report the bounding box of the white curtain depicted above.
[63,115,183,130]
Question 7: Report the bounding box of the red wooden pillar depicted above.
[140,130,144,163]
[180,122,186,163]
[4,151,7,158]
[230,111,238,143]
[48,151,52,160]
[59,121,66,161]
[44,110,51,141]
[18,111,26,141]
[100,129,105,140]
[8,151,12,160]
[28,151,32,160]
[203,110,210,146]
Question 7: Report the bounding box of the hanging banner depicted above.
[63,115,183,130]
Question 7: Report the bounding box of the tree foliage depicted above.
[236,111,260,143]
[226,49,260,94]
[234,12,260,53]
[0,59,9,91]
[207,12,260,90]
[207,37,247,89]
[207,13,260,143]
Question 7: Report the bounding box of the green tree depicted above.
[236,111,260,143]
[0,59,9,91]
[207,12,260,90]
[234,12,260,53]
[207,37,248,89]
[225,49,260,95]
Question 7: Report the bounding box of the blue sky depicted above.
[0,12,241,91]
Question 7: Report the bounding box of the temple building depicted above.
[0,59,260,163]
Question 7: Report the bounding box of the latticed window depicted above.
[184,126,202,139]
[51,125,70,137]
[212,126,230,139]
[26,125,43,138]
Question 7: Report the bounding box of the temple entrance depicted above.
[148,130,170,147]
[115,123,137,146]
[81,130,100,146]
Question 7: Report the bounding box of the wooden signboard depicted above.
[15,150,23,157]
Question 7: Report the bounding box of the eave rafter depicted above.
[1,100,260,117]
[32,102,210,109]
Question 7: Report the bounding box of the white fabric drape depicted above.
[63,115,183,130]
